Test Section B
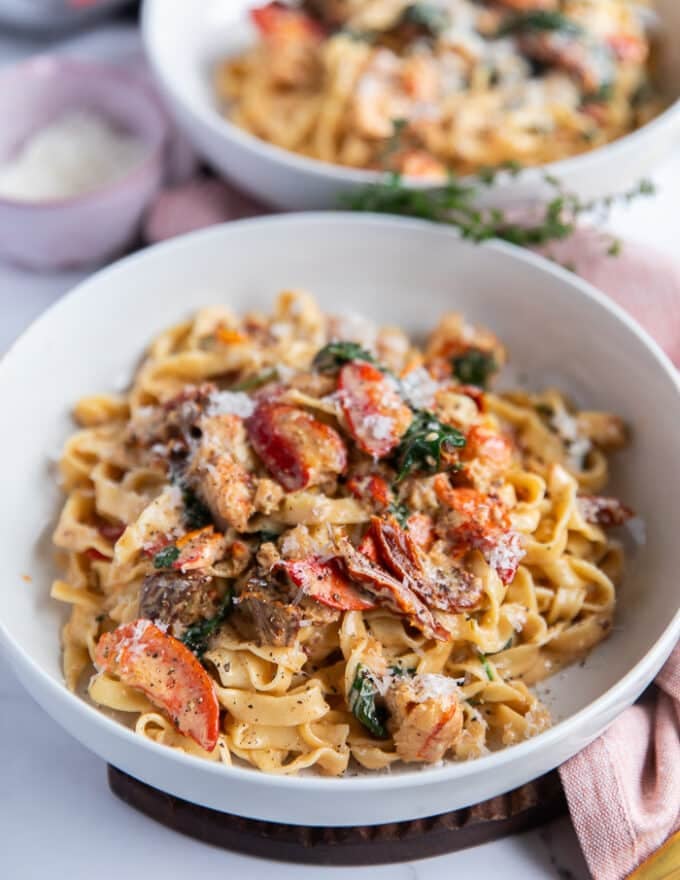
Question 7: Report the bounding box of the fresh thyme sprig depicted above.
[182,590,233,658]
[343,167,656,255]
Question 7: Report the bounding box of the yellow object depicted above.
[628,830,680,880]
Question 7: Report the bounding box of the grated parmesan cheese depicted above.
[484,530,525,576]
[207,390,256,419]
[362,413,395,442]
[0,110,147,202]
[504,604,527,632]
[409,673,461,702]
[116,618,152,665]
[270,321,292,340]
[328,312,378,351]
[566,436,592,471]
[550,408,592,470]
[280,529,306,558]
[163,483,184,510]
[385,673,461,703]
[400,367,440,410]
[550,408,579,441]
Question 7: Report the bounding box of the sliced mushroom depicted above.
[139,571,221,638]
[231,572,302,647]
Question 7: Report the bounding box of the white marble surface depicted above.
[1,19,679,880]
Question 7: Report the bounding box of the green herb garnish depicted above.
[152,545,180,569]
[477,160,523,185]
[534,403,554,419]
[344,171,655,258]
[478,652,495,681]
[181,486,213,530]
[388,664,416,678]
[382,117,408,166]
[339,28,376,43]
[313,341,376,373]
[607,238,622,257]
[582,81,615,105]
[394,410,466,482]
[387,500,411,528]
[257,529,281,544]
[231,367,279,392]
[452,349,497,389]
[349,664,388,738]
[498,10,582,37]
[181,590,233,658]
[398,3,450,36]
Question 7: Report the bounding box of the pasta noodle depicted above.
[215,0,663,178]
[50,291,634,775]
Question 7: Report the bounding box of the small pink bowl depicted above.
[0,57,167,270]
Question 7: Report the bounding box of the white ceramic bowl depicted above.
[0,57,166,270]
[142,0,680,211]
[0,214,678,826]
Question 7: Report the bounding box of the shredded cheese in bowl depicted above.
[0,110,148,202]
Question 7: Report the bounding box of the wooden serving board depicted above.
[108,765,566,865]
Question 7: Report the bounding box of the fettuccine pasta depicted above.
[51,291,635,775]
[215,0,663,178]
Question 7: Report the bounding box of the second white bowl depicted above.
[142,0,680,210]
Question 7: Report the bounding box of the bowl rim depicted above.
[141,0,680,192]
[1,211,679,793]
[0,55,168,211]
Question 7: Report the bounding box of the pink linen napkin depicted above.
[559,647,680,880]
[540,229,680,367]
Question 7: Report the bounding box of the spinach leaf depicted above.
[349,664,388,738]
[181,590,233,658]
[339,28,376,43]
[452,349,497,388]
[388,664,416,678]
[257,529,281,544]
[398,3,450,37]
[152,545,180,569]
[477,651,495,681]
[394,410,466,482]
[582,81,614,105]
[313,341,376,373]
[499,10,582,37]
[181,486,213,530]
[382,117,408,165]
[387,500,410,528]
[231,367,279,392]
